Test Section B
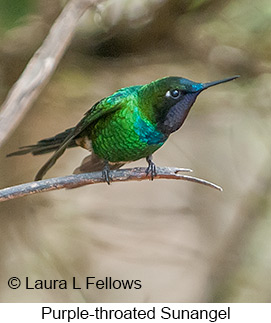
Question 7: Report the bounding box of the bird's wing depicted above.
[34,91,128,181]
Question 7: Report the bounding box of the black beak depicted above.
[202,75,240,90]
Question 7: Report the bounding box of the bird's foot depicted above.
[102,162,111,185]
[145,155,157,180]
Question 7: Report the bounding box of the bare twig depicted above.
[0,0,105,148]
[0,167,222,202]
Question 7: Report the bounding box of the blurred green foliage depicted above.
[0,0,36,30]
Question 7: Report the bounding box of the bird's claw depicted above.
[145,156,157,180]
[102,163,111,185]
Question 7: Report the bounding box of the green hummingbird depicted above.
[8,75,239,183]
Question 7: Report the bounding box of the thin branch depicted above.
[0,0,105,148]
[0,167,222,202]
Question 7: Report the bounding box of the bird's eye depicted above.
[166,89,181,99]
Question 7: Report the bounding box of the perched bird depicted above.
[8,75,239,183]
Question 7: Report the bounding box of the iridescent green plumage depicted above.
[7,75,239,181]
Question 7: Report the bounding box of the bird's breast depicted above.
[133,107,166,145]
[89,106,166,162]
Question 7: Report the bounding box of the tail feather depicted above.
[7,128,76,157]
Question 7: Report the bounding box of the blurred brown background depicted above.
[0,0,271,302]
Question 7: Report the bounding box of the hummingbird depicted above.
[8,75,239,183]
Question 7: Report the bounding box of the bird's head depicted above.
[138,75,239,135]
